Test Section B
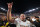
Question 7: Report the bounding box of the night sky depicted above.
[0,0,40,13]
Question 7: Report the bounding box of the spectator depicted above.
[33,16,40,27]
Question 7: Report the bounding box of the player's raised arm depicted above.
[7,2,14,23]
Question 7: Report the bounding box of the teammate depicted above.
[7,2,31,27]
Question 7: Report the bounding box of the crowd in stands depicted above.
[0,13,40,27]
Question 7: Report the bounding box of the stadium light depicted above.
[36,8,38,9]
[1,8,3,9]
[3,9,5,10]
[0,7,5,10]
[0,7,7,11]
[24,8,38,13]
[32,9,35,11]
[29,10,32,11]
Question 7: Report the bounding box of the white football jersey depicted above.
[15,18,31,27]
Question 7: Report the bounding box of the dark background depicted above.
[0,0,40,13]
